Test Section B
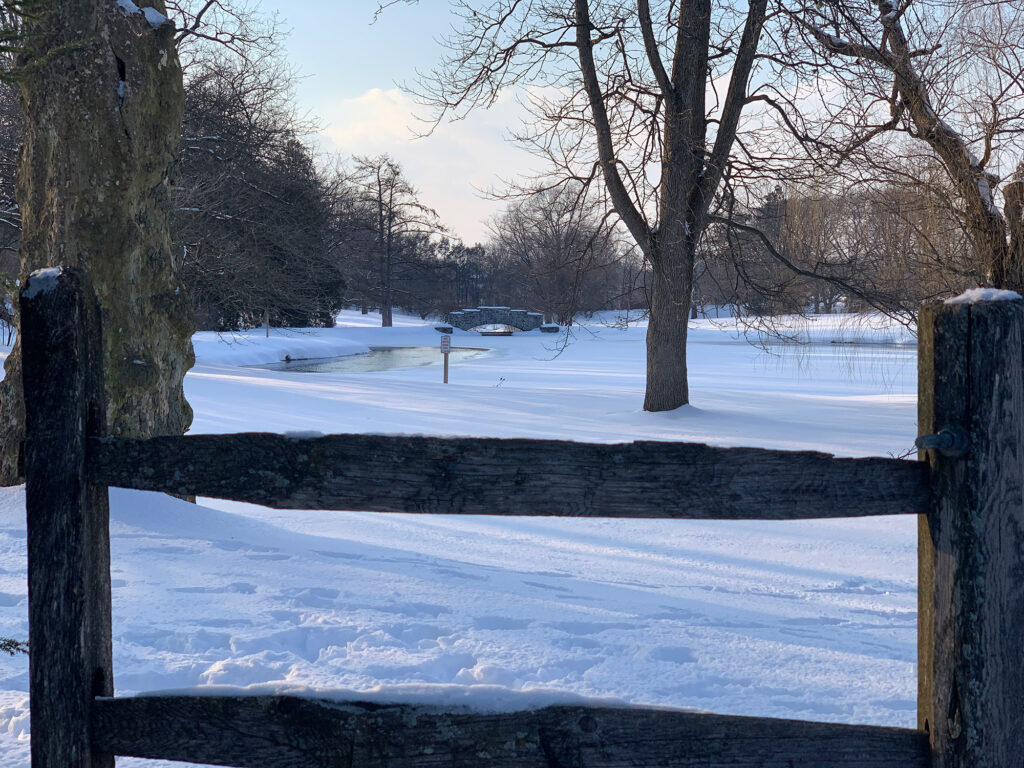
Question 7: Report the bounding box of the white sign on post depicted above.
[440,335,451,383]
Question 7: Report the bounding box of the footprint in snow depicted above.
[649,645,697,664]
[313,550,364,561]
[521,580,571,592]
[279,586,341,608]
[473,616,533,631]
[173,582,256,595]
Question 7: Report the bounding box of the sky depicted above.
[254,0,538,243]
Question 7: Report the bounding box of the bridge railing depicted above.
[19,266,1024,767]
[445,306,546,331]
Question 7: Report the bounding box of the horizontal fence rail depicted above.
[87,433,931,519]
[91,696,930,768]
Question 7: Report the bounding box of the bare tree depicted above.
[771,0,1024,291]
[413,0,768,410]
[172,39,345,331]
[487,185,622,323]
[166,0,277,63]
[700,178,972,318]
[346,155,444,327]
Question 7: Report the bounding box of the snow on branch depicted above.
[115,0,173,30]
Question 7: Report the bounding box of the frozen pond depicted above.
[749,340,917,392]
[254,345,492,373]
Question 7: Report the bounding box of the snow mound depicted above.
[945,287,1023,304]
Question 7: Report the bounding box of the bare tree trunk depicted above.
[644,255,691,411]
[0,1,192,484]
[570,0,765,411]
[381,253,394,327]
[1005,179,1024,289]
[381,219,394,327]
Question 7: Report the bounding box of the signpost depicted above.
[440,335,451,383]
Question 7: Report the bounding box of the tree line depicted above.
[0,43,985,340]
[0,25,636,334]
[5,0,1016,341]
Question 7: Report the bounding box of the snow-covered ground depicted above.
[0,310,920,766]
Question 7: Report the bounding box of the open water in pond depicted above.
[255,345,492,373]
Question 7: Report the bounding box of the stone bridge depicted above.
[444,306,546,332]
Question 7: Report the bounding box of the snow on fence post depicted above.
[917,294,1024,767]
[20,267,113,768]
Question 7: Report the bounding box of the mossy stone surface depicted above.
[0,1,192,483]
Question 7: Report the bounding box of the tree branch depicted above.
[636,0,674,103]
[573,0,652,254]
[699,0,769,222]
[708,214,900,317]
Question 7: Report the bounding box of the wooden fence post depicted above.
[21,267,113,768]
[918,296,1024,767]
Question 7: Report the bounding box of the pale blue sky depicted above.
[253,1,532,242]
[256,2,450,106]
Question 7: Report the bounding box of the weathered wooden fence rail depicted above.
[91,696,929,768]
[87,433,930,518]
[18,266,1024,768]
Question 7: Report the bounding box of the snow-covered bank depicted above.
[0,310,920,767]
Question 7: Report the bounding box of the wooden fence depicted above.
[18,267,1024,767]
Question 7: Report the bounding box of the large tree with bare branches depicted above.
[416,0,767,410]
[771,0,1024,292]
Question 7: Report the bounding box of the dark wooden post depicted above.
[918,296,1024,767]
[20,267,113,768]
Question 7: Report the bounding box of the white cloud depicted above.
[313,88,546,243]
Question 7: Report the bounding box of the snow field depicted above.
[0,310,920,767]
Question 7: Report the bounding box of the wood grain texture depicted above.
[87,433,929,519]
[21,268,113,768]
[92,695,929,768]
[918,298,1024,767]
